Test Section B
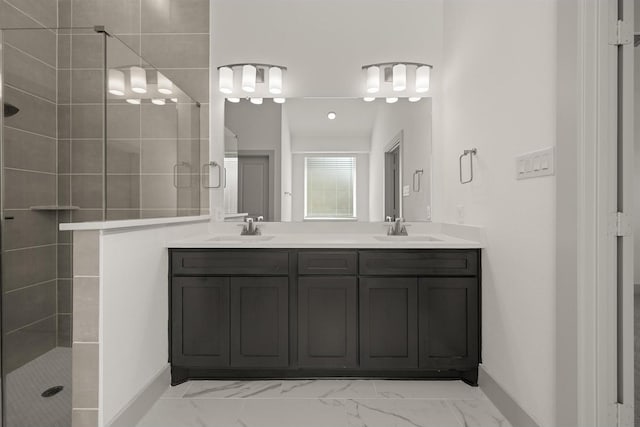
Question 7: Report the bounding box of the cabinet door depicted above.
[419,278,479,369]
[230,277,289,367]
[171,277,230,367]
[298,277,357,368]
[359,278,418,369]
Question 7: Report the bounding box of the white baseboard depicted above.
[478,365,539,427]
[105,365,170,427]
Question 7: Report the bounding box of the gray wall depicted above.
[1,1,60,371]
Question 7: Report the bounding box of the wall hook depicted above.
[459,148,477,184]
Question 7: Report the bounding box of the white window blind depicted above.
[304,156,356,219]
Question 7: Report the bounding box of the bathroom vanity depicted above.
[168,233,481,386]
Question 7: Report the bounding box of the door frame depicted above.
[383,132,403,220]
[556,0,634,425]
[237,150,275,221]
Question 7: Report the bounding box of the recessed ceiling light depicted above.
[327,112,337,120]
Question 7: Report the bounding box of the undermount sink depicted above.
[207,235,275,243]
[374,235,442,242]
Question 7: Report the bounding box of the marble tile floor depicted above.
[137,379,511,427]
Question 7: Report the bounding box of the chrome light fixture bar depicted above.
[361,61,433,102]
[217,63,288,100]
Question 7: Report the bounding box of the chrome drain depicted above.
[41,386,63,398]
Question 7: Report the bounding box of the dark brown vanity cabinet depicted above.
[169,248,480,385]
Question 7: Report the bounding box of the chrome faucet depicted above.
[388,218,408,236]
[241,217,262,236]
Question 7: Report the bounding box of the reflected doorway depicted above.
[384,145,401,220]
[238,155,270,220]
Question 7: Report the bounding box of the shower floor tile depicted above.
[5,347,71,427]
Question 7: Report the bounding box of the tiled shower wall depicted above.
[0,0,61,372]
[58,0,210,222]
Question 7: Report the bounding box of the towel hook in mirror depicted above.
[459,148,477,184]
[202,161,222,189]
[413,169,424,192]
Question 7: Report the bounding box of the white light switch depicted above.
[516,147,555,180]
[402,185,410,197]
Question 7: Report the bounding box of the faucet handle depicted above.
[385,216,392,222]
[245,217,253,223]
[256,216,264,222]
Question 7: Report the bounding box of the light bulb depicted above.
[151,98,166,105]
[108,69,125,96]
[170,98,178,103]
[363,97,375,102]
[366,66,380,93]
[126,98,141,105]
[327,112,336,120]
[392,64,406,92]
[227,97,240,103]
[218,66,233,94]
[157,72,173,95]
[242,65,257,93]
[273,97,286,104]
[386,97,398,104]
[408,97,422,102]
[415,65,431,93]
[130,66,147,94]
[268,67,283,94]
[250,97,263,105]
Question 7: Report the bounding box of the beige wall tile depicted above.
[72,231,100,276]
[73,277,99,342]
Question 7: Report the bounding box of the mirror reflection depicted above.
[223,98,432,222]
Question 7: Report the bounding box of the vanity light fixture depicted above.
[242,65,257,92]
[126,98,141,105]
[157,72,173,95]
[386,97,398,104]
[273,97,286,104]
[108,69,125,96]
[408,97,422,102]
[218,63,288,96]
[130,66,147,94]
[219,66,234,94]
[415,65,431,93]
[227,97,240,103]
[250,97,263,105]
[268,67,283,94]
[327,111,337,120]
[363,97,375,102]
[362,62,433,100]
[366,66,380,93]
[392,64,406,92]
[151,98,166,106]
[170,98,178,103]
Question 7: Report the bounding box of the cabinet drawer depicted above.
[172,250,289,275]
[359,250,478,276]
[298,251,357,275]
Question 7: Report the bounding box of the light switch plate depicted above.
[516,146,555,180]
[402,185,410,197]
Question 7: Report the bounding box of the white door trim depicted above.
[556,0,631,425]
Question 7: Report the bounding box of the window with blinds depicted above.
[304,156,357,219]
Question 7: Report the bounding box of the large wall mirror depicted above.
[223,98,432,222]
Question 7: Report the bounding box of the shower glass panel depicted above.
[0,26,202,427]
[105,35,201,220]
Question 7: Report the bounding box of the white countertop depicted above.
[59,215,210,231]
[169,221,484,249]
[169,232,481,249]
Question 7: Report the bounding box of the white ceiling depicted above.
[285,98,379,137]
[211,0,443,98]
